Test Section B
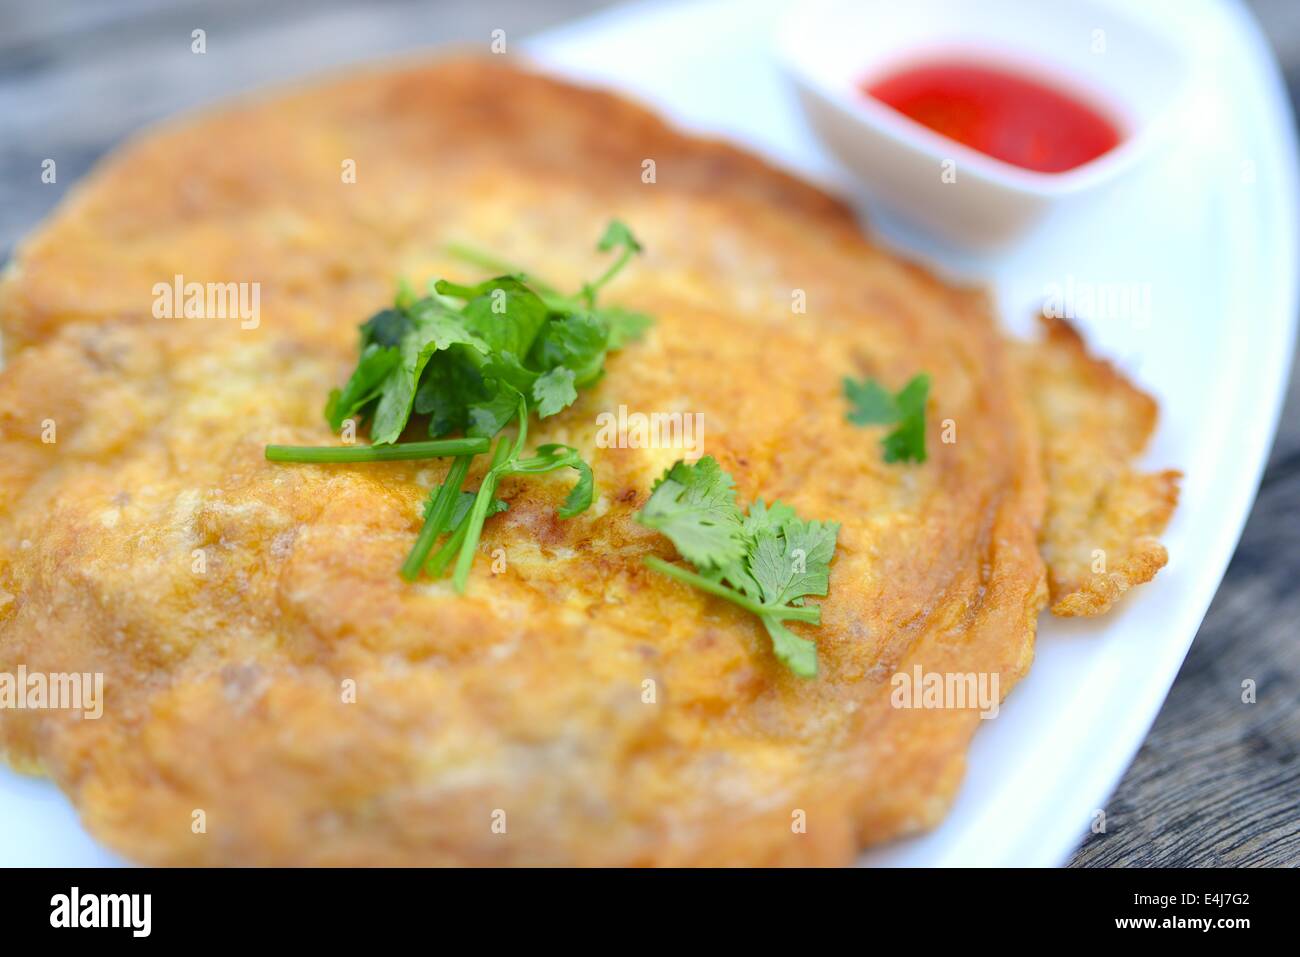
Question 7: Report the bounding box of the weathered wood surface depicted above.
[0,0,1294,866]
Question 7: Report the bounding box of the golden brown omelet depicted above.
[1017,316,1181,615]
[0,58,1175,865]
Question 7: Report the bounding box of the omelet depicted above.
[1017,315,1181,615]
[0,58,1177,865]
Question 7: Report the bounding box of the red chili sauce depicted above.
[864,59,1122,173]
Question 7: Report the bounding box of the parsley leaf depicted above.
[635,457,839,677]
[844,372,930,463]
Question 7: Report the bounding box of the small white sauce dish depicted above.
[774,0,1191,251]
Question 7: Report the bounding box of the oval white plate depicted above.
[2,0,1295,866]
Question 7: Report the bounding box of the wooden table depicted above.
[1,0,1295,867]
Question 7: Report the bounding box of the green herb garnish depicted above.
[266,220,651,590]
[265,437,488,463]
[444,232,653,351]
[843,373,930,463]
[635,456,839,678]
[433,392,596,592]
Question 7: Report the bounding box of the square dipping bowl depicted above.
[775,0,1192,251]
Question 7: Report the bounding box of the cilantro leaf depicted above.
[529,312,608,387]
[635,457,838,678]
[559,458,594,518]
[359,307,410,350]
[414,350,489,437]
[435,276,549,358]
[481,350,542,397]
[532,366,578,418]
[369,305,489,445]
[325,343,400,430]
[593,306,653,349]
[883,374,929,464]
[466,387,521,439]
[394,277,418,312]
[843,378,897,425]
[637,457,746,570]
[583,219,644,305]
[509,443,594,518]
[741,498,797,539]
[844,373,930,464]
[749,513,839,608]
[596,219,642,254]
[446,222,653,351]
[761,618,819,679]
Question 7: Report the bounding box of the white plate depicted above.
[2,0,1295,867]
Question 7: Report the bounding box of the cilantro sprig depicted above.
[635,457,839,678]
[431,392,595,592]
[265,220,650,590]
[444,224,652,350]
[843,373,930,463]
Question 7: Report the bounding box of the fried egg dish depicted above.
[0,58,1178,865]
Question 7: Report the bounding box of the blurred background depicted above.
[0,0,1296,867]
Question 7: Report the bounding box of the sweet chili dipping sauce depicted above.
[864,58,1122,173]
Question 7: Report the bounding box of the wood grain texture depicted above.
[0,0,1293,866]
